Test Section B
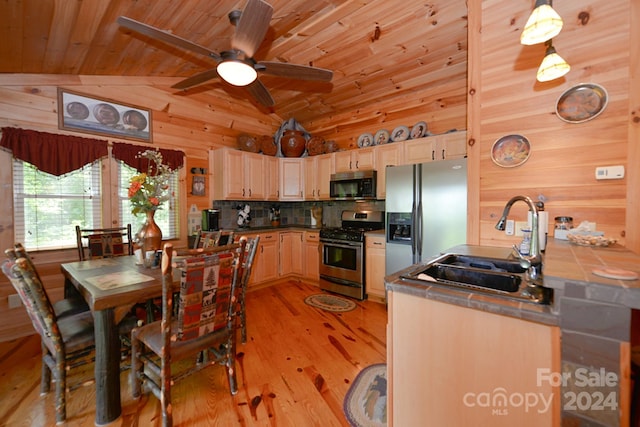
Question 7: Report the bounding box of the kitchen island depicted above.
[385,238,639,427]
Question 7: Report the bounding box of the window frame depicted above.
[6,147,184,260]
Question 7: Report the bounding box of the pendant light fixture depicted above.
[536,41,570,82]
[521,0,564,46]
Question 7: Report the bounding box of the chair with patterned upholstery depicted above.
[192,230,235,249]
[130,239,246,427]
[75,225,133,260]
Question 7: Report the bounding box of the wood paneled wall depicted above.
[469,0,637,252]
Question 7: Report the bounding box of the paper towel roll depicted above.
[528,211,549,251]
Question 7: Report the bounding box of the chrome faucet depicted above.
[495,195,544,289]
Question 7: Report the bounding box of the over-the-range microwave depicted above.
[329,170,377,200]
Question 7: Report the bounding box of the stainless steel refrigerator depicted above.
[385,158,467,276]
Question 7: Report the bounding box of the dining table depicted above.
[61,254,167,426]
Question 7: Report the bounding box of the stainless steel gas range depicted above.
[319,210,384,300]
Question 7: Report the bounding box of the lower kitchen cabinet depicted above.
[246,231,279,287]
[365,234,386,301]
[279,231,303,276]
[388,291,561,427]
[302,231,320,283]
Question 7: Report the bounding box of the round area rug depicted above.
[343,363,387,427]
[304,293,357,312]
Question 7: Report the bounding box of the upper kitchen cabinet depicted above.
[334,147,376,173]
[264,156,279,201]
[279,158,304,201]
[402,131,467,165]
[211,148,266,200]
[304,153,334,200]
[375,143,403,199]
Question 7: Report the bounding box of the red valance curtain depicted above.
[0,127,108,176]
[112,142,184,172]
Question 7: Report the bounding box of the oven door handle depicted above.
[320,239,362,249]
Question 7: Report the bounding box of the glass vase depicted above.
[138,210,163,252]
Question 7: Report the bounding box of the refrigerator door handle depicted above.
[411,201,418,257]
[416,199,423,259]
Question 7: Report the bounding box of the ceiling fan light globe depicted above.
[217,61,257,86]
[520,2,563,45]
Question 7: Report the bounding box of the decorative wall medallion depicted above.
[491,134,531,168]
[556,83,608,124]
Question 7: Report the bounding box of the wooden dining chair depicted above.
[235,236,259,344]
[130,239,247,427]
[75,224,134,260]
[192,230,235,249]
[13,243,90,318]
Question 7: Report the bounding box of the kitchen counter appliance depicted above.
[319,210,384,300]
[329,170,377,200]
[385,158,468,276]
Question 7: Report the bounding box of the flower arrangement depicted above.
[128,149,173,216]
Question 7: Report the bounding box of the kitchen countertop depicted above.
[385,237,640,325]
[225,224,323,233]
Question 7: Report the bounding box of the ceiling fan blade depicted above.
[245,79,275,107]
[117,16,221,61]
[231,0,273,58]
[259,61,333,82]
[171,68,220,90]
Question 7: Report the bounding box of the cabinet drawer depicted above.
[366,236,386,249]
[304,231,319,242]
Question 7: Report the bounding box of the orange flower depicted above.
[149,197,159,206]
[128,181,142,198]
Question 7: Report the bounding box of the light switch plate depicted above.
[505,219,515,236]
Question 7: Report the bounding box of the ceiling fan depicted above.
[117,0,333,107]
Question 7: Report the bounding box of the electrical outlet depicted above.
[505,219,515,236]
[8,294,22,309]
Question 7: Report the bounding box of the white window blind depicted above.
[13,159,102,250]
[118,162,179,239]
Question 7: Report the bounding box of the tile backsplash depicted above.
[212,200,386,230]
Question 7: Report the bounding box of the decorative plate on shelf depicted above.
[357,133,374,148]
[491,134,531,168]
[391,125,410,142]
[410,121,428,139]
[374,129,390,145]
[556,83,608,124]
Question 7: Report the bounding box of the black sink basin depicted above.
[417,263,522,293]
[400,253,551,304]
[435,254,526,274]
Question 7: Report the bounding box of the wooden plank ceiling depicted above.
[0,0,468,127]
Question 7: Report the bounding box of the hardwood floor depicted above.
[0,281,388,426]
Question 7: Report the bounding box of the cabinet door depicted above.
[335,149,376,172]
[303,231,320,282]
[245,153,265,199]
[304,157,317,200]
[211,148,245,199]
[441,131,467,159]
[355,147,375,170]
[375,143,403,199]
[280,158,304,200]
[264,156,279,200]
[388,293,560,427]
[279,231,304,276]
[365,235,386,300]
[248,232,279,286]
[402,137,437,164]
[316,154,334,200]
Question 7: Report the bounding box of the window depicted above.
[118,162,180,240]
[12,157,180,251]
[13,159,102,250]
